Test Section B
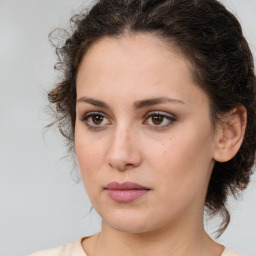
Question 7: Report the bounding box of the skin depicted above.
[75,33,246,256]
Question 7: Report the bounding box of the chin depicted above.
[110,222,152,234]
[103,211,155,234]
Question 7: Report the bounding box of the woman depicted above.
[31,0,256,255]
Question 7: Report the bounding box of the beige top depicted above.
[29,237,245,256]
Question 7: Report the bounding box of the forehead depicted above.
[76,33,208,109]
[78,33,189,76]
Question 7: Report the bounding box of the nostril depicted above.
[107,157,138,171]
[108,161,131,171]
[124,163,134,168]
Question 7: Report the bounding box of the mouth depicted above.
[105,181,150,203]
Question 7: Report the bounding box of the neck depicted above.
[87,209,223,256]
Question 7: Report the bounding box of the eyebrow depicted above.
[77,97,110,109]
[134,97,185,109]
[77,96,185,109]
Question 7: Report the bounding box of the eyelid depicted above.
[80,111,112,128]
[143,111,176,128]
[80,111,106,121]
[144,111,176,119]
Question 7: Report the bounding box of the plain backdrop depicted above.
[0,0,255,255]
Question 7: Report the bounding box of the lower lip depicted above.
[106,189,149,203]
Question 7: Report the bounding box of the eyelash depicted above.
[80,111,176,130]
[143,111,176,129]
[80,112,111,130]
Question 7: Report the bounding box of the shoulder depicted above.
[29,237,87,256]
[222,247,246,256]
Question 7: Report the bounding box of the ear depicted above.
[213,106,247,163]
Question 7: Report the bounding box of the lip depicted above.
[105,182,150,203]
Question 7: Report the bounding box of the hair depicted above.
[48,0,256,237]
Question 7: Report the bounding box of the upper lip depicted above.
[105,181,150,190]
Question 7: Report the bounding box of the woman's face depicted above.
[75,33,218,233]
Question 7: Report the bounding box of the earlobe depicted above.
[213,106,247,163]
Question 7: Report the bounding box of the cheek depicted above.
[75,128,105,188]
[145,125,214,195]
[75,142,106,207]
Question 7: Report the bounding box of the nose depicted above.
[106,126,142,171]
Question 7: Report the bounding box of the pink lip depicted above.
[105,182,150,203]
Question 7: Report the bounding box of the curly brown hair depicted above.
[48,0,256,237]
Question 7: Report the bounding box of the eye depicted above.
[80,112,111,129]
[143,112,176,128]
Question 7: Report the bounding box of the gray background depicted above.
[0,0,255,255]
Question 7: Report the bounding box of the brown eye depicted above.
[143,112,176,128]
[92,115,104,125]
[151,115,164,125]
[80,112,111,129]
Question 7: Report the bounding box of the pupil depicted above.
[93,115,103,124]
[152,115,163,125]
